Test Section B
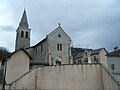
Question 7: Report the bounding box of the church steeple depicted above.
[19,9,29,28]
[15,9,31,50]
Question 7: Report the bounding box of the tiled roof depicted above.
[106,49,120,57]
[91,48,102,55]
[71,47,84,58]
[71,47,93,59]
[32,37,47,48]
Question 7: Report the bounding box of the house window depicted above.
[84,58,88,63]
[26,31,28,38]
[94,56,98,63]
[21,31,24,37]
[57,43,62,51]
[78,59,81,64]
[111,64,115,70]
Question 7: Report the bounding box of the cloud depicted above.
[0,25,15,31]
[0,25,15,51]
[0,0,120,51]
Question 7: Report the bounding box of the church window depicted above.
[57,43,62,51]
[58,34,61,38]
[57,43,59,51]
[21,31,24,37]
[26,31,28,38]
[60,44,62,51]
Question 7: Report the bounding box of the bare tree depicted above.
[0,47,10,84]
[0,47,10,60]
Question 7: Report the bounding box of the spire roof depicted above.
[19,9,29,28]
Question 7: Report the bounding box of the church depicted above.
[1,10,120,90]
[15,9,73,66]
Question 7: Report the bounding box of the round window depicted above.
[58,34,61,38]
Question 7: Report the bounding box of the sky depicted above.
[0,0,120,52]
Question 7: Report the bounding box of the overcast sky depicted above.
[0,0,120,52]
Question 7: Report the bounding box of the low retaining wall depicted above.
[2,64,120,90]
[101,65,120,90]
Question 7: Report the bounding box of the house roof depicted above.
[71,47,93,59]
[91,48,101,55]
[90,48,108,55]
[1,49,32,65]
[106,49,120,57]
[71,47,85,59]
[9,48,32,60]
[74,48,108,59]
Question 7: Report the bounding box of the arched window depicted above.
[57,43,59,51]
[26,31,28,38]
[21,31,24,37]
[57,43,62,51]
[60,44,62,51]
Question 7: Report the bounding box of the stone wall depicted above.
[3,64,120,90]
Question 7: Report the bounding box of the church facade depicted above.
[15,10,72,65]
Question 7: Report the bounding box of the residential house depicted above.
[106,49,120,74]
[75,48,108,67]
[5,49,32,84]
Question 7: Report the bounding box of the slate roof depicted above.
[71,47,84,59]
[71,47,93,60]
[73,48,107,60]
[106,49,120,57]
[10,48,32,60]
[91,48,103,55]
[32,37,47,48]
[19,9,29,28]
[31,25,70,48]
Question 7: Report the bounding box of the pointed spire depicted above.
[19,9,29,28]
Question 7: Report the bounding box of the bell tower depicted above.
[15,9,31,50]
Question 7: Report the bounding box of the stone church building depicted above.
[15,10,72,66]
